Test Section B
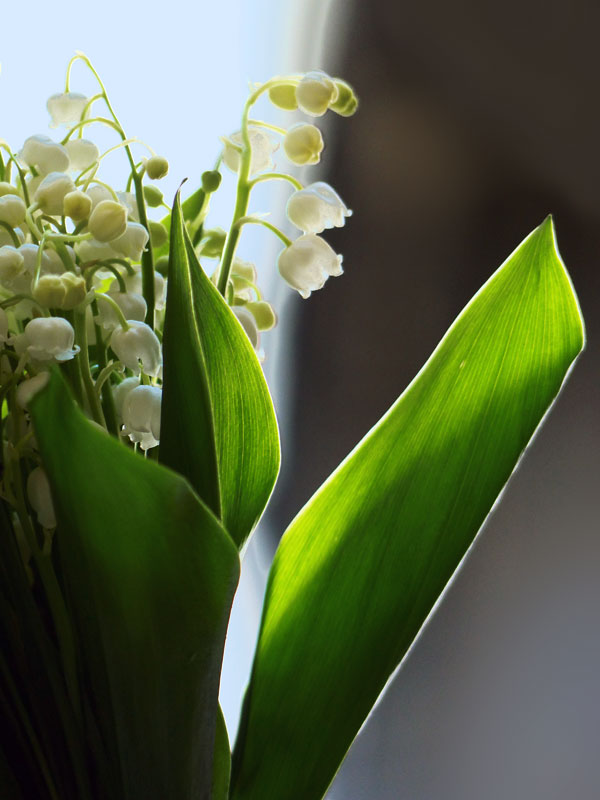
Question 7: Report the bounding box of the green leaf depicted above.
[154,186,206,260]
[161,190,280,547]
[211,704,231,800]
[230,217,585,800]
[30,371,240,800]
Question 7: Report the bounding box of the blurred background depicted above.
[2,1,599,798]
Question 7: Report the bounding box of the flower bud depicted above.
[268,83,298,111]
[0,195,26,228]
[63,190,92,221]
[23,316,79,362]
[61,273,87,309]
[222,127,278,175]
[201,170,222,193]
[149,221,168,248]
[0,182,19,197]
[283,123,324,165]
[47,92,88,126]
[143,184,163,207]
[16,372,50,409]
[121,384,162,450]
[277,233,343,298]
[0,246,25,283]
[20,135,70,174]
[296,71,338,116]
[32,275,67,308]
[64,138,99,171]
[145,156,169,180]
[96,291,147,330]
[27,467,56,529]
[34,172,76,216]
[329,79,358,116]
[200,228,227,258]
[232,305,260,350]
[286,182,352,234]
[245,300,277,331]
[110,222,149,261]
[88,200,128,242]
[109,320,162,376]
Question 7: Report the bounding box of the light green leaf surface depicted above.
[30,372,240,800]
[211,704,231,800]
[231,218,585,800]
[161,191,280,547]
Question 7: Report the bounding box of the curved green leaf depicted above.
[30,372,239,800]
[211,704,231,800]
[161,191,280,547]
[231,218,585,800]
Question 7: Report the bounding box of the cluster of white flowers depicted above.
[0,56,356,546]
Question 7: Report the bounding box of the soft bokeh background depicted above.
[2,2,599,798]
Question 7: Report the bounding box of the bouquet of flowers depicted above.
[0,54,584,800]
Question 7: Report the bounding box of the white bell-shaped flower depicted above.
[0,182,19,197]
[222,127,278,175]
[112,376,140,419]
[20,135,70,174]
[295,71,338,116]
[16,372,50,409]
[121,384,162,450]
[110,222,149,262]
[286,182,352,234]
[123,268,166,310]
[0,245,25,285]
[144,156,169,180]
[65,138,99,171]
[283,123,324,165]
[109,320,162,376]
[277,233,343,299]
[47,92,88,126]
[86,184,114,210]
[88,200,128,242]
[34,172,76,216]
[116,192,139,221]
[0,195,26,228]
[23,317,79,362]
[27,467,56,529]
[232,305,260,350]
[96,291,147,330]
[75,238,118,263]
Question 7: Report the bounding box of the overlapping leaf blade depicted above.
[231,218,585,800]
[30,372,240,800]
[161,191,280,548]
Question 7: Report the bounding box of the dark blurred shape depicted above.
[269,1,600,798]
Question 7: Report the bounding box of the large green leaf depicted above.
[231,217,585,800]
[161,191,280,547]
[30,372,240,800]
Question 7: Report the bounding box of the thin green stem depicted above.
[248,118,287,135]
[73,308,106,426]
[0,221,20,247]
[249,171,303,191]
[11,452,82,728]
[233,215,292,247]
[94,292,130,330]
[217,76,299,297]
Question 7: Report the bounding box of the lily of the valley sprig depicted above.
[0,55,357,556]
